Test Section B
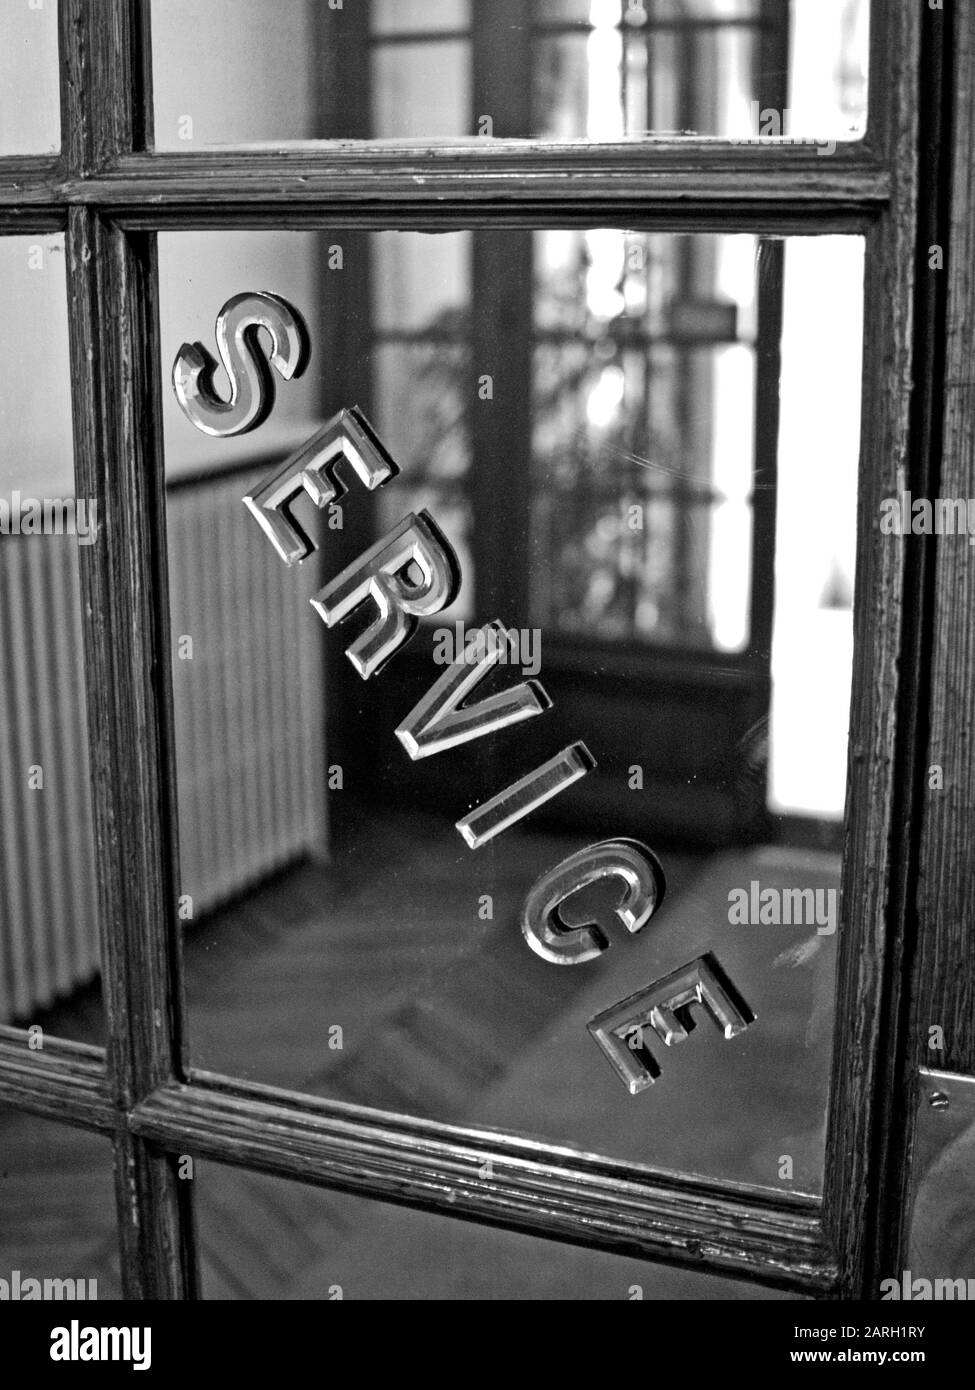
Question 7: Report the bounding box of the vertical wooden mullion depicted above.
[68,207,198,1299]
[60,0,196,1299]
[863,0,893,164]
[134,0,156,153]
[823,0,925,1301]
[897,0,968,1275]
[59,0,150,171]
[58,0,89,180]
[911,0,972,1098]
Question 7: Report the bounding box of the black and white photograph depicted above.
[0,0,971,1354]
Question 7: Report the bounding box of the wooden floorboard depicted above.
[1,809,826,1298]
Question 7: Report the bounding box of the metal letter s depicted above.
[172,291,309,437]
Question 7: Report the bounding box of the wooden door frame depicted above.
[0,0,958,1301]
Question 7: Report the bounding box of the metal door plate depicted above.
[903,1068,975,1286]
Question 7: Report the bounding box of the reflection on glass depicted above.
[158,228,861,1199]
[0,1111,118,1297]
[770,237,862,820]
[790,0,869,142]
[158,233,330,924]
[373,320,472,623]
[195,1160,802,1299]
[0,2,60,155]
[533,0,760,141]
[149,0,868,147]
[533,230,755,650]
[373,0,471,34]
[373,41,472,139]
[0,236,102,1040]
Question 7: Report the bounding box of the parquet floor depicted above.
[1,810,820,1300]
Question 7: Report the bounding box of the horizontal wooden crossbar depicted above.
[0,1027,113,1133]
[0,1027,836,1296]
[0,143,889,224]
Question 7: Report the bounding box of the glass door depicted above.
[1,0,967,1311]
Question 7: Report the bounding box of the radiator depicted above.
[167,469,328,918]
[0,470,328,1024]
[0,535,99,1022]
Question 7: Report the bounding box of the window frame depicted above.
[0,0,949,1300]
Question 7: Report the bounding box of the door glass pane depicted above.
[194,1161,804,1299]
[0,235,104,1044]
[159,227,862,1199]
[0,0,60,155]
[149,0,868,148]
[0,1110,118,1298]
